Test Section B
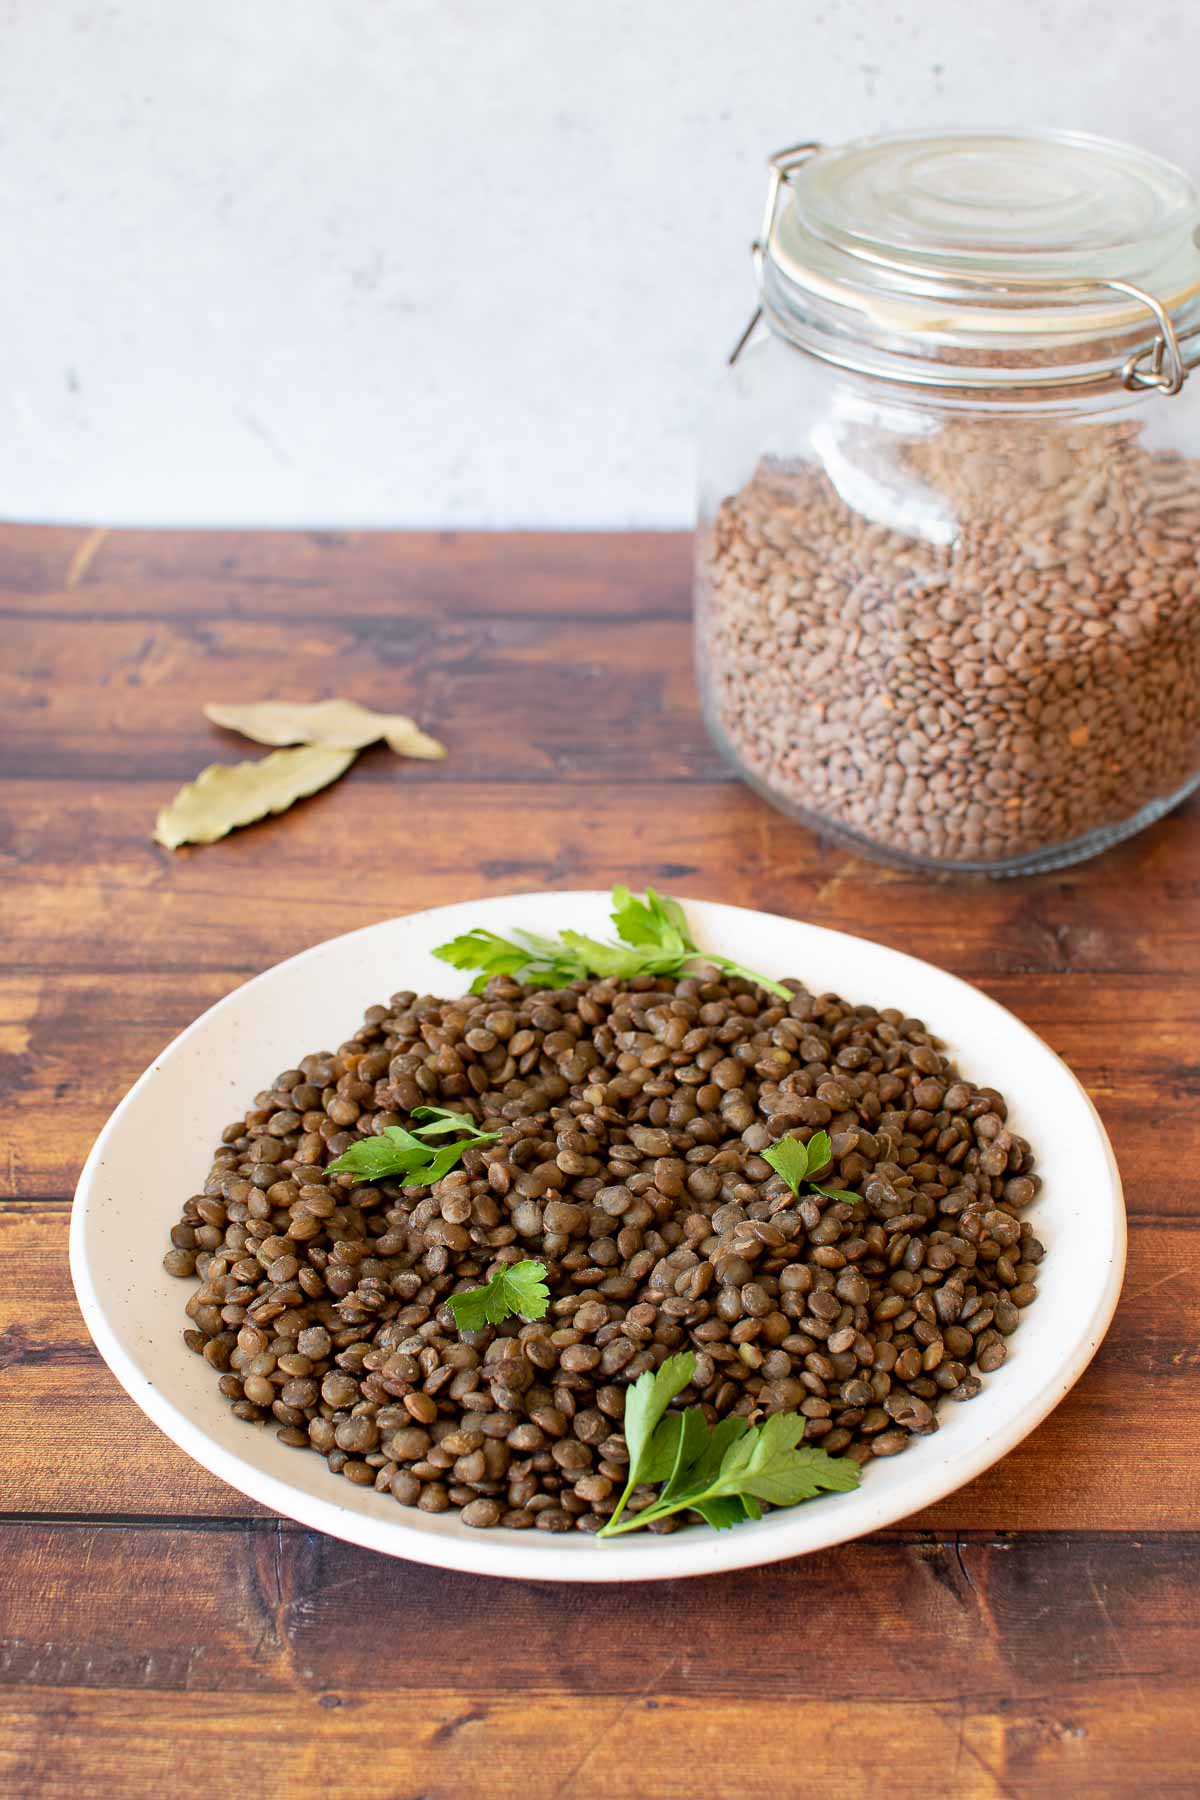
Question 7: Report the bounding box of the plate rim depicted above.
[70,890,1127,1582]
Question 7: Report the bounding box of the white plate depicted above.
[71,892,1125,1582]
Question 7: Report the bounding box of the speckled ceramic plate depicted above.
[71,892,1125,1581]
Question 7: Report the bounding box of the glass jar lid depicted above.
[749,128,1200,395]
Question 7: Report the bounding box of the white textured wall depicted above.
[3,0,1199,528]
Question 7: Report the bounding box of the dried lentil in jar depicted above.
[696,128,1200,873]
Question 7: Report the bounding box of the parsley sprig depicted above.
[761,1129,863,1205]
[433,885,790,999]
[446,1259,551,1332]
[326,1104,501,1185]
[599,1352,859,1536]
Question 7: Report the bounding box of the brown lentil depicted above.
[699,433,1200,871]
[168,969,1042,1531]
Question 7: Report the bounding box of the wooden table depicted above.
[2,526,1197,1798]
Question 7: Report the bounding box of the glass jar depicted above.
[696,128,1200,873]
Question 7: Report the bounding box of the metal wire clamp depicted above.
[729,142,1196,396]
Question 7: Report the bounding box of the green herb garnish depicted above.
[407,1104,491,1137]
[761,1129,863,1205]
[446,1259,551,1332]
[326,1104,501,1185]
[433,885,790,998]
[599,1352,860,1537]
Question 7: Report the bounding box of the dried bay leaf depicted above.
[203,698,445,760]
[154,744,358,849]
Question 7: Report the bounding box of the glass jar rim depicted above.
[749,129,1200,397]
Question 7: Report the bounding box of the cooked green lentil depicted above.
[166,968,1043,1533]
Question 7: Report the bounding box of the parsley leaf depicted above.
[760,1134,812,1194]
[603,1350,696,1532]
[701,1410,859,1508]
[653,1407,710,1507]
[557,931,647,980]
[637,1410,690,1485]
[431,927,587,995]
[599,1369,860,1539]
[415,1136,494,1186]
[326,1109,501,1185]
[432,886,791,1000]
[693,1495,753,1531]
[761,1128,864,1206]
[610,885,692,958]
[446,1260,550,1332]
[324,1125,431,1181]
[408,1104,484,1137]
[803,1128,832,1174]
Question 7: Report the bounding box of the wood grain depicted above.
[0,526,693,619]
[10,1686,1191,1800]
[0,1526,1194,1792]
[11,1521,1191,1695]
[7,779,1200,985]
[4,613,712,781]
[2,522,1198,1797]
[2,1525,1197,1798]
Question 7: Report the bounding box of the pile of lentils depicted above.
[698,422,1200,869]
[166,969,1044,1533]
